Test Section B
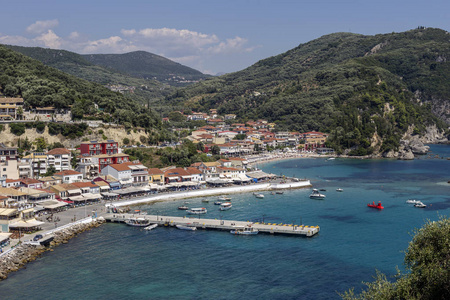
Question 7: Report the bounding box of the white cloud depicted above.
[0,23,258,73]
[34,30,62,49]
[26,19,59,34]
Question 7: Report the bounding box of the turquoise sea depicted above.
[1,145,449,300]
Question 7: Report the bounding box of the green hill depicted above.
[0,44,160,129]
[169,27,450,155]
[4,45,175,107]
[82,51,210,85]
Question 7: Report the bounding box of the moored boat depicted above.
[367,201,384,209]
[220,202,232,211]
[176,224,197,231]
[187,207,207,214]
[144,224,158,230]
[336,188,343,192]
[275,191,284,194]
[178,205,189,210]
[214,201,222,205]
[230,226,259,235]
[217,196,231,201]
[309,189,326,199]
[201,199,210,203]
[125,218,151,227]
[254,193,264,199]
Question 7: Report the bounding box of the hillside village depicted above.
[0,97,331,246]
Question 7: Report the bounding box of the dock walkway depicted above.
[104,213,319,237]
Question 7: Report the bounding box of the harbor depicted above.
[103,213,320,237]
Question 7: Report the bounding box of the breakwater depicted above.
[0,217,105,281]
[110,180,311,208]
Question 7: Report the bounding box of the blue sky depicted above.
[1,0,449,74]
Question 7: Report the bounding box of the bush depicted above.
[123,137,130,145]
[10,123,25,136]
[35,122,46,132]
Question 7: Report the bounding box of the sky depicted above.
[0,0,449,75]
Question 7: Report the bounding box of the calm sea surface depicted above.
[1,145,449,300]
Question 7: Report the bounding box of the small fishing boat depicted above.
[220,202,232,211]
[201,199,210,203]
[187,207,207,215]
[214,201,222,205]
[275,191,284,194]
[176,224,197,231]
[319,189,327,192]
[144,224,158,230]
[336,188,343,192]
[217,196,231,201]
[125,218,151,227]
[254,193,264,199]
[367,201,384,209]
[178,205,189,210]
[230,226,259,235]
[327,157,335,161]
[309,189,326,199]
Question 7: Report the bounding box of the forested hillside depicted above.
[0,45,160,129]
[169,28,450,154]
[5,45,174,107]
[82,51,210,84]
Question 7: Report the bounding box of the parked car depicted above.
[33,234,43,241]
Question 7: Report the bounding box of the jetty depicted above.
[104,213,320,237]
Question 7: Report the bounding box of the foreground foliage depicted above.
[341,217,450,299]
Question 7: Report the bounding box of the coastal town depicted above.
[0,98,332,260]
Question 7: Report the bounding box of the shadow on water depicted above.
[318,215,361,223]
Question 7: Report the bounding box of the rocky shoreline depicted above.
[0,218,105,281]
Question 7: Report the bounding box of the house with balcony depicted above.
[22,152,48,178]
[91,153,130,171]
[164,168,192,184]
[80,140,119,156]
[123,162,149,186]
[46,148,71,172]
[19,178,43,189]
[0,97,24,120]
[54,170,83,184]
[0,143,18,162]
[185,167,204,182]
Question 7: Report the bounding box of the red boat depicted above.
[367,201,384,209]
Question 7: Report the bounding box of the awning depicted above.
[9,219,45,228]
[67,189,82,195]
[0,232,12,242]
[109,181,121,187]
[40,200,69,209]
[69,195,86,202]
[99,186,110,191]
[82,193,102,200]
[101,192,119,197]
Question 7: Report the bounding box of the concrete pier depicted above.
[104,213,320,237]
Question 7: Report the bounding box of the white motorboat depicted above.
[254,193,264,199]
[230,226,259,235]
[220,202,232,211]
[187,207,207,215]
[218,196,231,201]
[176,224,197,231]
[144,224,158,231]
[125,218,151,227]
[327,157,336,161]
[336,188,343,192]
[414,201,427,208]
[309,189,326,199]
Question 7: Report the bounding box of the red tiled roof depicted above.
[71,182,97,188]
[185,167,202,175]
[47,148,71,155]
[148,168,164,175]
[109,164,131,171]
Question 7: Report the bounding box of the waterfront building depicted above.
[101,164,133,187]
[90,153,130,171]
[148,168,165,185]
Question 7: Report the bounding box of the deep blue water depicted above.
[1,145,449,300]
